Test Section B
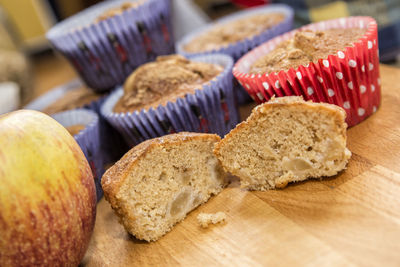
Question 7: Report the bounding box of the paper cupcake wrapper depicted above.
[51,109,104,202]
[46,0,174,92]
[176,4,293,104]
[233,16,381,127]
[25,79,128,164]
[101,54,239,147]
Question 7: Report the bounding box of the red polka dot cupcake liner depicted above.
[233,16,380,127]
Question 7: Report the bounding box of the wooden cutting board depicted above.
[82,65,400,266]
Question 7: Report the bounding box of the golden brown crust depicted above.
[65,124,86,136]
[95,1,146,22]
[42,86,104,115]
[102,132,221,208]
[249,28,366,74]
[184,13,285,53]
[113,55,223,113]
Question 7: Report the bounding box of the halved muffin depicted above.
[102,132,227,241]
[214,96,351,190]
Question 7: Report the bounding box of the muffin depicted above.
[102,132,227,241]
[176,4,293,103]
[52,109,104,201]
[214,96,351,190]
[233,17,380,127]
[95,1,146,22]
[101,54,239,147]
[46,0,174,91]
[65,124,86,136]
[183,13,285,54]
[113,55,223,113]
[25,80,128,165]
[42,86,105,115]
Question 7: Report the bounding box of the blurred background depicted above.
[0,0,399,113]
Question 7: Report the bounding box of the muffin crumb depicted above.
[197,212,227,228]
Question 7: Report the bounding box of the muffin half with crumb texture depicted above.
[214,96,351,190]
[102,132,227,241]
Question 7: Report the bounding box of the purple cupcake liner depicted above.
[25,79,129,164]
[51,109,104,202]
[46,0,174,92]
[176,4,293,104]
[101,53,239,147]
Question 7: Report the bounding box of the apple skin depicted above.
[0,110,96,266]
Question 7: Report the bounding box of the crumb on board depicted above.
[197,212,227,228]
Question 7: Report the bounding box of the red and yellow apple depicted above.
[0,110,96,266]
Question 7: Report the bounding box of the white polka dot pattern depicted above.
[348,81,354,89]
[368,41,373,49]
[360,85,366,94]
[307,87,314,95]
[296,72,302,79]
[262,82,269,90]
[343,101,350,109]
[358,108,365,116]
[328,89,335,97]
[369,63,374,71]
[371,84,375,92]
[317,76,323,83]
[338,51,345,58]
[323,60,330,67]
[336,72,343,79]
[275,80,281,88]
[349,60,357,67]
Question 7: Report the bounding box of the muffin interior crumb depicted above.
[197,212,227,228]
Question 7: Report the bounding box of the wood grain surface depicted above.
[80,65,400,266]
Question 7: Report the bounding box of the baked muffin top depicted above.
[43,86,104,115]
[66,124,86,136]
[96,1,146,22]
[183,13,285,53]
[249,28,366,74]
[113,55,223,113]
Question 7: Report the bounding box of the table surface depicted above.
[35,63,400,266]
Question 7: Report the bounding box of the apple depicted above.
[0,110,96,266]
